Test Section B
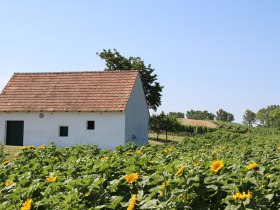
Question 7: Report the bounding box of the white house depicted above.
[0,71,149,149]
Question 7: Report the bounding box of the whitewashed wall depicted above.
[125,75,149,145]
[0,112,125,149]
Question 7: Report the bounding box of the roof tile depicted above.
[0,71,138,112]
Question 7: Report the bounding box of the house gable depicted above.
[125,74,149,145]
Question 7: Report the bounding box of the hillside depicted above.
[179,118,217,128]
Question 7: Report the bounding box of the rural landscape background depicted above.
[1,1,280,122]
[1,1,280,209]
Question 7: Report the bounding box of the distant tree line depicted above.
[149,105,280,139]
[149,109,234,140]
[183,105,280,129]
[243,105,280,129]
[186,110,215,120]
[149,112,215,140]
[169,112,185,118]
[186,109,234,122]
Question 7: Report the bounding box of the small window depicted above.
[87,121,95,130]
[59,126,68,137]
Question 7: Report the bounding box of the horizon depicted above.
[1,1,280,123]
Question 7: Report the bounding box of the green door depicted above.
[6,121,24,146]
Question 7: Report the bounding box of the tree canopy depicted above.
[149,112,179,140]
[216,109,234,122]
[169,112,185,118]
[186,110,215,120]
[97,49,163,111]
[242,109,256,127]
[270,107,280,128]
[256,105,280,128]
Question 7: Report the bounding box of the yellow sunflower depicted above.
[39,145,46,149]
[5,179,13,186]
[210,160,224,173]
[233,191,252,200]
[125,173,139,184]
[21,198,32,210]
[175,166,185,176]
[246,162,258,170]
[127,194,137,210]
[46,175,57,183]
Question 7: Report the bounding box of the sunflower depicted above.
[233,191,252,200]
[125,173,139,184]
[193,162,200,167]
[5,179,13,186]
[46,176,57,183]
[210,160,224,173]
[175,166,185,176]
[21,198,32,210]
[39,145,46,149]
[127,194,137,210]
[159,181,169,197]
[246,162,258,170]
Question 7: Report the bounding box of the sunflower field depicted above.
[1,130,280,209]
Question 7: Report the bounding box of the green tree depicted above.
[97,49,163,110]
[149,112,181,140]
[256,108,269,126]
[0,140,6,163]
[149,114,162,140]
[186,110,215,120]
[163,114,174,140]
[169,112,185,118]
[216,109,234,122]
[242,109,256,127]
[269,107,280,129]
[256,105,280,127]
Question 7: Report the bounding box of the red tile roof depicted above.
[0,71,139,112]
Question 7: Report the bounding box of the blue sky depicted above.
[0,1,280,122]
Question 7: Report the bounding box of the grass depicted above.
[3,146,21,159]
[148,132,184,142]
[148,139,165,145]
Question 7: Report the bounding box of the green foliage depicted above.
[149,113,214,140]
[1,131,279,209]
[97,49,163,111]
[169,112,185,118]
[149,114,164,139]
[242,109,256,127]
[212,121,250,134]
[256,105,280,128]
[216,109,235,122]
[256,108,269,126]
[175,125,215,136]
[149,112,181,140]
[186,109,215,120]
[0,140,7,163]
[268,107,280,129]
